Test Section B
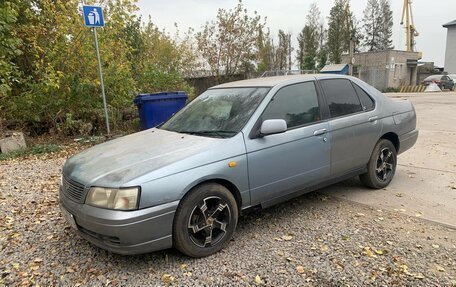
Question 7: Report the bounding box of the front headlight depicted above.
[86,187,140,210]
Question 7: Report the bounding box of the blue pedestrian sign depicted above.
[82,5,104,28]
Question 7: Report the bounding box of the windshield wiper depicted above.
[178,130,237,138]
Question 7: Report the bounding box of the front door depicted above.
[245,81,331,206]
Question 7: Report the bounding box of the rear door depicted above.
[245,81,330,205]
[319,79,381,177]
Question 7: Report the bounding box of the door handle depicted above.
[313,128,327,136]
[368,116,379,122]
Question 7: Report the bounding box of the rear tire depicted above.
[360,139,397,189]
[173,183,238,257]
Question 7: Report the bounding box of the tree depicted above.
[362,0,381,51]
[256,26,278,73]
[277,30,292,70]
[2,0,196,135]
[195,0,264,79]
[0,1,22,102]
[379,0,394,50]
[296,3,321,70]
[327,0,352,63]
[317,23,328,69]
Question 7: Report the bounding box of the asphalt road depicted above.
[322,92,456,228]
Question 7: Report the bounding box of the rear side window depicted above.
[353,83,375,111]
[320,79,363,118]
[262,82,320,129]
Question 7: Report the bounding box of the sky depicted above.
[136,0,456,67]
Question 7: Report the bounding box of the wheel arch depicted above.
[380,132,400,153]
[181,178,243,211]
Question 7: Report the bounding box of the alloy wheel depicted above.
[187,196,231,248]
[375,147,394,181]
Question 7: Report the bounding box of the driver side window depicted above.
[262,82,321,129]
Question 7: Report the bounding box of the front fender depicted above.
[137,154,250,209]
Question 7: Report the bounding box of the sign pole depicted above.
[93,27,110,135]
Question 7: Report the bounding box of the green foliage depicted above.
[31,144,61,154]
[297,3,321,71]
[0,144,61,161]
[327,0,357,64]
[1,0,196,136]
[0,1,22,101]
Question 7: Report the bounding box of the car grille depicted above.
[62,175,86,203]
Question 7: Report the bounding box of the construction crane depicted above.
[401,0,419,52]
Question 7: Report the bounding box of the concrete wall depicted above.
[342,50,422,90]
[444,27,456,73]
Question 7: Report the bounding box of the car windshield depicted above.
[448,75,456,80]
[160,87,270,138]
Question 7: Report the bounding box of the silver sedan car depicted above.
[59,75,418,257]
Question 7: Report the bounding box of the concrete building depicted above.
[443,20,456,73]
[341,50,422,91]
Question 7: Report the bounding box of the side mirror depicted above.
[260,119,287,136]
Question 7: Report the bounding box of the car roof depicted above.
[211,74,353,88]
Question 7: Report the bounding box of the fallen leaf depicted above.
[255,275,263,284]
[355,213,365,217]
[363,247,377,258]
[296,266,305,274]
[281,235,293,241]
[180,264,187,269]
[286,257,295,262]
[432,244,440,249]
[320,245,329,252]
[162,274,174,284]
[66,267,75,273]
[436,265,445,272]
[29,265,39,271]
[374,249,384,255]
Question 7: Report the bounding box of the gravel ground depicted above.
[1,151,455,286]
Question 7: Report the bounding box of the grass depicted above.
[0,144,62,161]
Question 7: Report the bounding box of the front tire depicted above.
[360,139,397,189]
[173,183,238,257]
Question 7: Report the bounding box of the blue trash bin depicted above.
[134,91,188,130]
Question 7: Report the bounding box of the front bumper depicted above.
[399,129,419,155]
[59,189,178,255]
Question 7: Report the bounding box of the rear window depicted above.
[320,79,363,118]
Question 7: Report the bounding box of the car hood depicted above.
[63,129,242,187]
